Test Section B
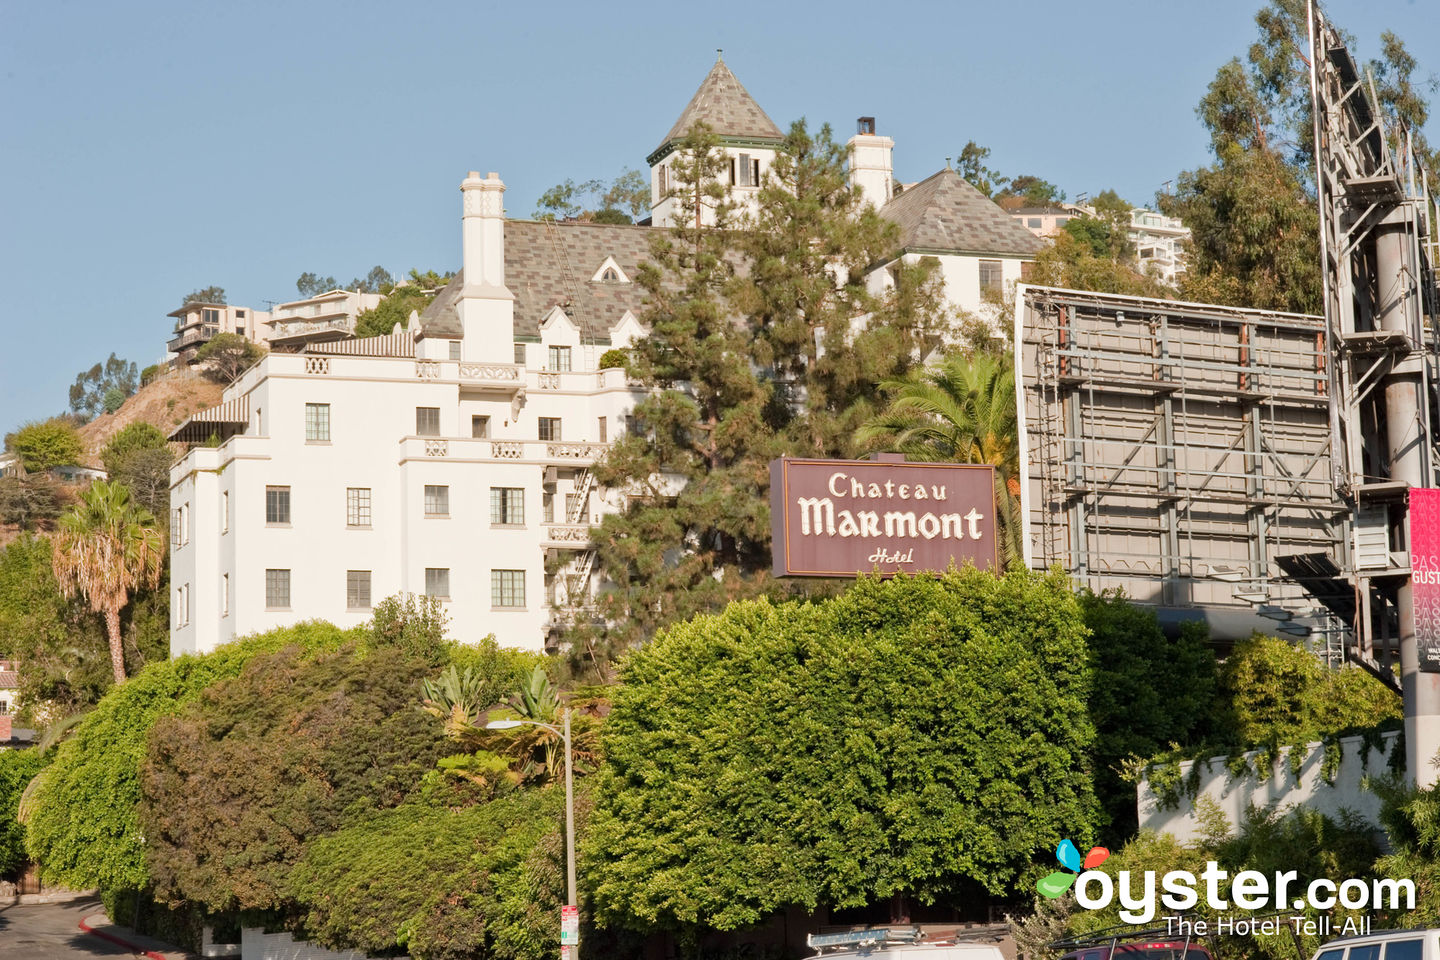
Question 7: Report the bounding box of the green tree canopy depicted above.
[141,642,445,915]
[586,569,1098,931]
[296,266,396,298]
[69,354,139,422]
[24,620,363,894]
[193,332,264,384]
[182,286,226,306]
[0,749,49,879]
[353,269,454,339]
[5,418,83,473]
[535,169,650,222]
[0,474,62,532]
[101,422,174,517]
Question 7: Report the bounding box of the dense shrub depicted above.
[597,348,629,370]
[0,748,49,878]
[141,643,445,914]
[587,569,1098,931]
[289,786,573,960]
[24,621,362,891]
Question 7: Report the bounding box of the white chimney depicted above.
[847,117,894,211]
[457,171,515,362]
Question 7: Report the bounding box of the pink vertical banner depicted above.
[1411,488,1440,672]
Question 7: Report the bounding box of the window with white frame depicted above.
[425,567,450,599]
[222,573,229,617]
[513,343,526,365]
[979,259,1003,295]
[415,407,441,437]
[171,509,182,545]
[266,568,291,608]
[448,341,461,360]
[424,485,449,516]
[266,486,291,524]
[180,503,189,545]
[490,487,524,525]
[491,569,525,608]
[472,415,490,439]
[305,403,331,441]
[222,491,229,533]
[543,491,554,523]
[538,417,561,441]
[566,493,590,523]
[347,487,371,526]
[597,416,607,442]
[548,346,572,372]
[347,570,372,609]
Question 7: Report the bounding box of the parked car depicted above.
[1061,942,1213,960]
[807,927,1006,960]
[1312,929,1440,960]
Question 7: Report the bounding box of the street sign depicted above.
[561,905,579,946]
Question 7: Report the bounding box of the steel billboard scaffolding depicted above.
[1015,285,1348,659]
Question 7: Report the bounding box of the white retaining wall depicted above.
[1136,730,1400,843]
[241,927,383,960]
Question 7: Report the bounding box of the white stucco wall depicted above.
[1136,731,1401,844]
[241,927,374,960]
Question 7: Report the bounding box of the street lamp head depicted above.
[485,719,524,730]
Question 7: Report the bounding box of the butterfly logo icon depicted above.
[1036,839,1110,898]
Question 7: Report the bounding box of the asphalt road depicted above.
[0,899,133,960]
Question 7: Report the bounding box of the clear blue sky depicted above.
[1,0,1435,436]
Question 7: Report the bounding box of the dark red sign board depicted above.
[770,457,998,577]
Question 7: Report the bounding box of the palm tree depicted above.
[50,481,165,684]
[858,351,1024,565]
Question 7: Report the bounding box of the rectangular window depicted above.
[490,487,525,525]
[979,259,1003,295]
[471,415,490,439]
[202,308,220,324]
[266,486,291,525]
[597,416,607,442]
[221,491,229,533]
[415,407,440,436]
[739,153,752,187]
[448,340,461,360]
[346,487,371,526]
[658,164,668,197]
[491,569,525,608]
[305,402,330,441]
[236,326,245,338]
[222,573,229,617]
[751,158,760,186]
[347,570,372,609]
[538,417,562,441]
[266,568,291,608]
[543,491,554,523]
[548,346,572,372]
[728,157,737,186]
[180,503,189,545]
[171,509,182,545]
[566,493,590,523]
[1027,217,1042,228]
[237,309,246,319]
[514,343,526,365]
[625,413,642,436]
[425,567,450,599]
[424,484,449,516]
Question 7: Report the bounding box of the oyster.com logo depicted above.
[1037,839,1110,898]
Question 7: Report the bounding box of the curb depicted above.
[78,914,170,960]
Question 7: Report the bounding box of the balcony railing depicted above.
[400,436,612,465]
[167,324,221,352]
[268,318,352,342]
[543,524,594,546]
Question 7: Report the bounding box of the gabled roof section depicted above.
[420,220,655,343]
[651,56,784,161]
[881,168,1046,258]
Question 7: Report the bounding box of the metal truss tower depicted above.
[1308,2,1440,784]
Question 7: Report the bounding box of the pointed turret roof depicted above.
[651,55,785,161]
[881,168,1046,257]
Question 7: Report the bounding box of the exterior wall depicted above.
[1129,208,1190,284]
[171,352,642,655]
[867,252,1029,335]
[1136,731,1399,844]
[240,927,369,960]
[265,291,384,349]
[168,303,271,364]
[651,144,778,227]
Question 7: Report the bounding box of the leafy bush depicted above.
[289,786,572,960]
[0,749,49,878]
[140,643,445,914]
[1079,591,1216,837]
[5,418,83,472]
[24,621,362,892]
[587,569,1098,931]
[597,349,629,370]
[140,364,163,386]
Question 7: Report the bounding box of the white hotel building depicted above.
[168,57,1043,654]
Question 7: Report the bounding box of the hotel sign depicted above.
[1411,487,1440,672]
[770,457,998,577]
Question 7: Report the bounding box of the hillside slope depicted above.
[76,370,223,466]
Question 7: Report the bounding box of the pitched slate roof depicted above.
[420,220,655,343]
[881,168,1046,258]
[653,57,784,158]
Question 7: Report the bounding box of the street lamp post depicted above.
[486,707,577,958]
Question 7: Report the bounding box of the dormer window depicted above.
[601,268,619,282]
[590,256,630,284]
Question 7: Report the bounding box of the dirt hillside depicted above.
[76,370,223,466]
